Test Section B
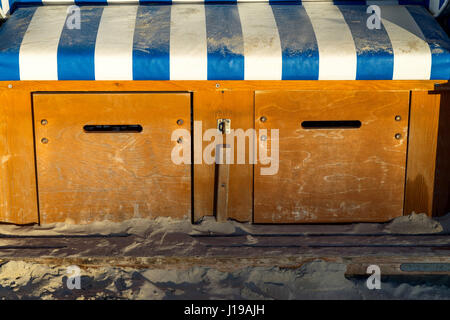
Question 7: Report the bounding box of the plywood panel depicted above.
[0,80,444,225]
[254,90,410,223]
[193,90,253,223]
[404,91,441,217]
[0,89,39,224]
[33,93,191,224]
[3,80,444,93]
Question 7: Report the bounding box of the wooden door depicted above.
[33,93,191,224]
[254,90,410,223]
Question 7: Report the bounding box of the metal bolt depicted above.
[41,138,49,144]
[395,115,401,121]
[7,84,12,89]
[177,137,183,144]
[221,183,226,188]
[260,135,267,141]
[176,119,184,126]
[41,119,48,125]
[260,116,267,123]
[395,133,402,140]
[215,83,220,88]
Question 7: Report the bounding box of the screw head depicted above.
[41,119,48,125]
[176,119,184,126]
[395,133,402,140]
[177,137,183,144]
[215,83,220,88]
[395,115,401,121]
[41,138,49,144]
[7,84,12,89]
[260,135,267,142]
[260,116,267,123]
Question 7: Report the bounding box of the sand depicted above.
[0,212,447,238]
[0,212,449,299]
[1,260,449,300]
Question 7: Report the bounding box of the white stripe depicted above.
[381,6,431,80]
[95,6,137,80]
[170,4,207,80]
[1,0,9,16]
[303,3,357,80]
[41,0,74,3]
[238,3,282,80]
[429,0,441,16]
[19,6,68,80]
[106,0,138,3]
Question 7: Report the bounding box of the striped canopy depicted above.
[0,3,449,80]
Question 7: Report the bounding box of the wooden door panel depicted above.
[254,90,410,223]
[33,93,191,224]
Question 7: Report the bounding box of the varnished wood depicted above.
[220,91,253,222]
[2,80,445,92]
[215,155,230,222]
[193,90,253,223]
[254,90,410,223]
[0,80,447,224]
[33,93,191,224]
[404,91,441,217]
[0,89,38,224]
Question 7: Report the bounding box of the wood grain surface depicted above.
[0,80,446,224]
[33,93,191,224]
[254,90,410,223]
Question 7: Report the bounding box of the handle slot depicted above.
[83,125,143,133]
[301,120,361,129]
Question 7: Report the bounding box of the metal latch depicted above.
[217,119,231,134]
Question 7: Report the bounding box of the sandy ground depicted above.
[0,212,447,238]
[1,260,449,300]
[0,212,449,300]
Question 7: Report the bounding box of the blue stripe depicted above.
[57,6,103,80]
[272,4,319,80]
[205,4,244,80]
[407,5,450,79]
[132,5,171,80]
[8,0,42,15]
[10,0,42,5]
[0,6,36,80]
[339,5,394,80]
[399,0,426,5]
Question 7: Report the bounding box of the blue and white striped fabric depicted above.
[0,3,449,80]
[427,0,449,16]
[2,0,447,18]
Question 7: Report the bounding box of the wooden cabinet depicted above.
[33,92,191,224]
[254,90,410,223]
[0,80,447,225]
